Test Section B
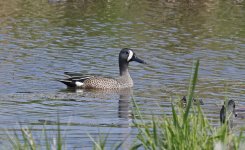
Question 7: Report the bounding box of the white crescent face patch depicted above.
[127,50,134,62]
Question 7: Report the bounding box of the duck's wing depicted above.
[59,72,117,88]
[59,72,95,88]
[64,72,113,79]
[64,72,93,78]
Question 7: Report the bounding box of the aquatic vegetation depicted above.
[5,120,64,150]
[131,60,244,150]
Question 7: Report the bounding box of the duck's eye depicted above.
[125,51,129,55]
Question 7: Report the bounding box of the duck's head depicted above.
[119,48,146,64]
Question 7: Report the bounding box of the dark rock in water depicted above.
[220,105,226,124]
[193,98,204,105]
[181,96,187,104]
[180,96,204,105]
[220,100,237,128]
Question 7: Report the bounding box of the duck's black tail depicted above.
[59,79,76,88]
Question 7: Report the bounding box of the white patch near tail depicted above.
[75,81,83,87]
[127,50,133,62]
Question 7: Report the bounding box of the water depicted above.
[0,0,244,149]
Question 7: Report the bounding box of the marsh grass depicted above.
[131,60,244,150]
[88,132,109,150]
[6,119,64,150]
[88,129,127,150]
[5,60,244,150]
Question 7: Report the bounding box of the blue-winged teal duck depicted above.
[220,100,237,127]
[59,48,146,89]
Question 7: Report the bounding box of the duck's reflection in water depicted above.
[75,87,132,122]
[65,87,133,149]
[118,89,131,121]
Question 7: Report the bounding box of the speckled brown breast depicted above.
[83,77,121,89]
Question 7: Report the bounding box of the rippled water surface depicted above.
[0,0,245,149]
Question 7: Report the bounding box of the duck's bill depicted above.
[131,56,146,64]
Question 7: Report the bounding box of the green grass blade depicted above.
[130,143,142,150]
[57,116,63,150]
[184,59,199,123]
[171,102,180,128]
[152,118,158,147]
[43,125,51,150]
